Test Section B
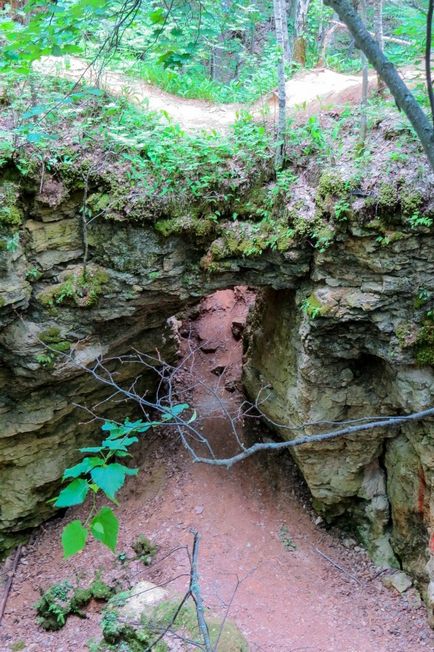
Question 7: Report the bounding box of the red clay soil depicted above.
[1,289,434,652]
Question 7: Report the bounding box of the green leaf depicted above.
[62,520,88,558]
[54,478,89,508]
[161,403,189,420]
[79,446,103,454]
[90,464,138,501]
[102,436,138,451]
[90,507,119,552]
[63,457,104,479]
[149,8,165,23]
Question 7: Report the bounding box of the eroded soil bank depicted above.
[1,289,433,651]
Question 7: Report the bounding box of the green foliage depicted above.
[301,294,327,320]
[279,524,297,551]
[56,408,192,558]
[407,212,433,229]
[35,576,115,630]
[38,269,109,309]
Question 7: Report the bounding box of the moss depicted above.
[415,320,434,366]
[154,214,216,239]
[36,577,115,631]
[395,322,418,349]
[38,268,109,309]
[301,293,329,319]
[400,187,423,217]
[0,182,22,227]
[50,340,71,353]
[38,327,62,344]
[0,296,5,308]
[35,580,74,631]
[9,643,26,652]
[91,578,115,601]
[131,535,158,566]
[149,599,248,651]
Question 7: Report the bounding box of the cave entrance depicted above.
[169,286,258,461]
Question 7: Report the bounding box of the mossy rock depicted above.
[38,268,109,309]
[35,577,115,631]
[131,534,158,566]
[100,588,248,651]
[0,181,22,227]
[415,319,434,366]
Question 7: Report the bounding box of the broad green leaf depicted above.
[90,464,138,501]
[62,520,88,558]
[54,478,89,508]
[102,436,138,451]
[90,507,119,552]
[63,456,104,479]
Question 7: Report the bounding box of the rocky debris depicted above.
[382,571,413,594]
[200,340,220,353]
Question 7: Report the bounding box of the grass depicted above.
[97,43,297,104]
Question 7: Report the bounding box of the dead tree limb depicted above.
[330,20,413,46]
[0,544,22,626]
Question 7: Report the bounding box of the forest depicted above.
[0,1,434,651]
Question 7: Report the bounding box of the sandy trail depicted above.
[1,289,433,651]
[34,56,376,132]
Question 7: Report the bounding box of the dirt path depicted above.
[1,289,434,651]
[34,56,376,132]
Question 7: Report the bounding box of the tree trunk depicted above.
[281,0,292,62]
[359,0,369,144]
[324,0,434,172]
[373,0,386,95]
[291,0,311,66]
[273,0,287,169]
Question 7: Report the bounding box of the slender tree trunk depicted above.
[426,0,434,124]
[373,0,386,94]
[273,0,287,169]
[325,0,434,171]
[359,0,369,144]
[281,0,292,62]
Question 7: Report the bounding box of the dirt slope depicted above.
[34,56,376,132]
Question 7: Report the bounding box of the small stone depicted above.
[211,365,226,376]
[200,341,219,353]
[406,588,423,609]
[118,581,169,621]
[382,571,413,594]
[194,505,204,515]
[231,320,244,341]
[342,537,357,548]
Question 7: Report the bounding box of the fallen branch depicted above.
[190,406,434,469]
[330,20,413,46]
[314,547,361,586]
[0,544,22,626]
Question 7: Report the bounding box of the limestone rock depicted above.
[118,581,169,621]
[382,571,413,594]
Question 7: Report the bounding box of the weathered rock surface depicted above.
[1,166,434,622]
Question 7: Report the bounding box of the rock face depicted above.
[1,167,434,619]
[243,232,434,617]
